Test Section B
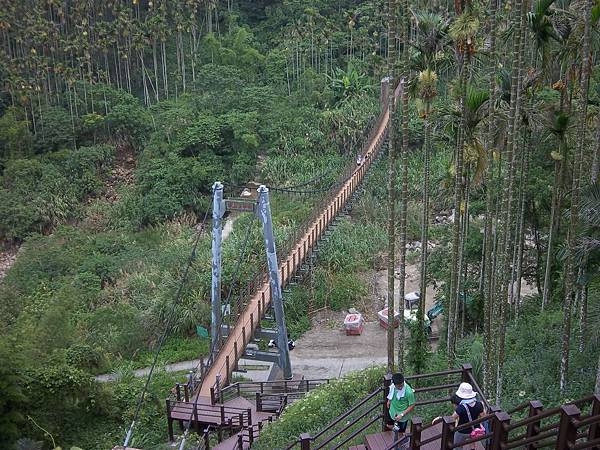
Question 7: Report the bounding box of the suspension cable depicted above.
[123,208,210,448]
[189,210,257,379]
[172,209,258,450]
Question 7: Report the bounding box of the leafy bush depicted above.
[0,107,32,164]
[33,106,76,153]
[118,150,222,228]
[0,145,114,241]
[253,367,385,450]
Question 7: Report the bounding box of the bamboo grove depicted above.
[382,0,598,403]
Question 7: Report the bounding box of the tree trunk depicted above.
[514,134,530,318]
[596,353,600,395]
[447,52,466,365]
[542,159,562,310]
[495,0,526,405]
[153,39,160,101]
[416,95,432,373]
[386,0,398,375]
[559,0,592,394]
[483,0,498,398]
[397,0,410,372]
[592,113,600,184]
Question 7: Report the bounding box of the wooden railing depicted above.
[231,392,292,450]
[399,392,600,450]
[284,364,483,449]
[213,378,330,404]
[280,365,600,450]
[165,398,254,441]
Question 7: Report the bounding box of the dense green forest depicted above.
[0,0,598,449]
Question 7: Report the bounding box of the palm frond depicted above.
[579,183,600,227]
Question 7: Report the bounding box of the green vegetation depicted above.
[253,367,385,450]
[0,0,598,448]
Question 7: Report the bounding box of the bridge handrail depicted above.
[218,378,331,403]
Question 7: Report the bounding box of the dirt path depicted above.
[95,358,272,383]
[290,255,441,379]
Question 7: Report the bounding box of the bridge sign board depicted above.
[225,198,255,213]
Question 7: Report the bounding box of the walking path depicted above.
[95,358,272,383]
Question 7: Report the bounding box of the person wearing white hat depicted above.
[450,382,485,450]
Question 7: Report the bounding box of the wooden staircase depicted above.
[166,378,330,448]
[282,365,600,450]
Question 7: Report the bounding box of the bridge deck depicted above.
[199,82,401,397]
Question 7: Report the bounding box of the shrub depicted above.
[0,145,114,241]
[33,106,76,153]
[0,107,32,164]
[118,150,222,228]
[253,367,385,450]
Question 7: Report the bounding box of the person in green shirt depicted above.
[386,373,416,447]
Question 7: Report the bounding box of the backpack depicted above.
[463,402,486,439]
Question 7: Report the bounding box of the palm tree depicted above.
[559,0,593,395]
[414,68,438,372]
[386,0,398,374]
[542,109,569,310]
[494,0,527,404]
[483,0,499,398]
[447,2,480,363]
[397,0,411,372]
[527,0,561,72]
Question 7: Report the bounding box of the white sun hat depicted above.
[456,382,477,399]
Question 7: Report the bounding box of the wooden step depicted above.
[224,396,254,412]
[365,431,396,450]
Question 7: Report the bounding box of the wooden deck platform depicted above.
[364,423,485,450]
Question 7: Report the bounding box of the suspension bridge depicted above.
[117,74,600,449]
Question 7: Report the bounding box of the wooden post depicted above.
[300,433,311,450]
[210,387,216,405]
[175,383,181,401]
[238,433,244,449]
[525,400,544,450]
[461,363,473,383]
[234,342,238,369]
[555,404,581,450]
[588,394,600,449]
[166,399,174,442]
[184,384,189,402]
[249,425,254,444]
[410,417,423,450]
[490,411,511,450]
[256,392,262,412]
[247,408,252,427]
[441,416,456,450]
[226,356,230,385]
[193,403,200,434]
[383,374,392,431]
[216,402,224,424]
[204,428,210,449]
